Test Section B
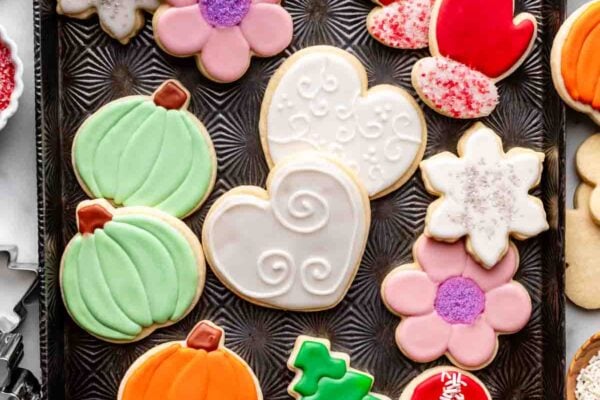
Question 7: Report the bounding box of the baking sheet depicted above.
[34,0,566,398]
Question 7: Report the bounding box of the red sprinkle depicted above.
[0,40,15,111]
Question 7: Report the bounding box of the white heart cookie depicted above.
[260,46,427,199]
[202,155,370,311]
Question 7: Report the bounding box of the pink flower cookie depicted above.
[382,235,532,370]
[153,0,293,83]
[367,0,433,50]
[411,0,537,118]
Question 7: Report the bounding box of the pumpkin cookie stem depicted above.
[153,80,190,110]
[77,203,113,234]
[186,321,223,351]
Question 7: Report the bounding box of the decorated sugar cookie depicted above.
[60,200,205,343]
[399,366,491,400]
[288,336,390,400]
[575,134,600,225]
[260,46,427,199]
[72,80,216,219]
[566,184,600,310]
[119,321,262,400]
[202,154,370,311]
[382,235,532,370]
[367,0,433,49]
[0,25,23,131]
[153,0,293,83]
[57,0,159,44]
[412,0,537,118]
[420,123,548,268]
[551,0,600,125]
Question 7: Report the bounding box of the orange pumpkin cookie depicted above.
[118,320,263,400]
[552,0,600,125]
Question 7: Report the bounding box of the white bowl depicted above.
[0,24,23,131]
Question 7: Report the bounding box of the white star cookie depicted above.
[420,123,548,268]
[57,0,160,44]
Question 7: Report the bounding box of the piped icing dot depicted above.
[0,40,15,111]
[414,57,498,119]
[200,0,251,27]
[434,277,485,324]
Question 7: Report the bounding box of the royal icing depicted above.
[262,46,426,198]
[420,123,548,268]
[288,336,390,400]
[556,1,600,120]
[0,26,22,131]
[403,367,491,400]
[202,155,370,311]
[73,80,216,219]
[412,0,536,118]
[367,0,433,49]
[412,57,498,119]
[119,321,262,400]
[434,0,536,79]
[382,235,532,369]
[57,0,159,42]
[154,0,293,83]
[576,351,600,400]
[61,200,203,342]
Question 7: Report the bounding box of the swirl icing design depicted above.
[262,46,426,198]
[202,155,370,311]
[73,81,216,219]
[61,201,203,342]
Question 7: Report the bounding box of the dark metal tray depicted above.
[34,0,566,398]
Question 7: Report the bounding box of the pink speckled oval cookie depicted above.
[367,0,432,49]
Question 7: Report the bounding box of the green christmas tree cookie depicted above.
[288,336,390,400]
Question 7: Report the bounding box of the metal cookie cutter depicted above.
[0,333,40,400]
[0,246,37,333]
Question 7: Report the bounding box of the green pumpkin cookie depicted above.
[72,80,216,219]
[60,199,206,343]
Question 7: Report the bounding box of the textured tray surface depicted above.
[34,0,566,398]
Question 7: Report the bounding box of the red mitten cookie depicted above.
[412,0,537,118]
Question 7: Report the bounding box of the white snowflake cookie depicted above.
[57,0,160,44]
[420,123,548,268]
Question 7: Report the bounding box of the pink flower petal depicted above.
[463,244,518,292]
[447,319,497,369]
[240,4,293,57]
[485,282,532,333]
[200,27,251,83]
[396,312,451,363]
[416,236,467,283]
[155,5,212,56]
[382,268,437,316]
[166,0,198,6]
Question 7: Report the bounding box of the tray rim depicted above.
[32,0,567,398]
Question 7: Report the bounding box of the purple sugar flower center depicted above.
[199,0,251,27]
[434,277,485,324]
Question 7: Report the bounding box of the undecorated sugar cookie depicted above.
[420,123,548,268]
[366,0,433,50]
[551,0,600,125]
[288,336,390,400]
[202,154,370,311]
[153,0,293,83]
[118,321,262,400]
[566,184,600,310]
[399,366,491,400]
[260,46,427,199]
[575,134,600,224]
[72,80,217,219]
[60,199,205,343]
[382,235,532,370]
[412,0,537,118]
[57,0,160,44]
